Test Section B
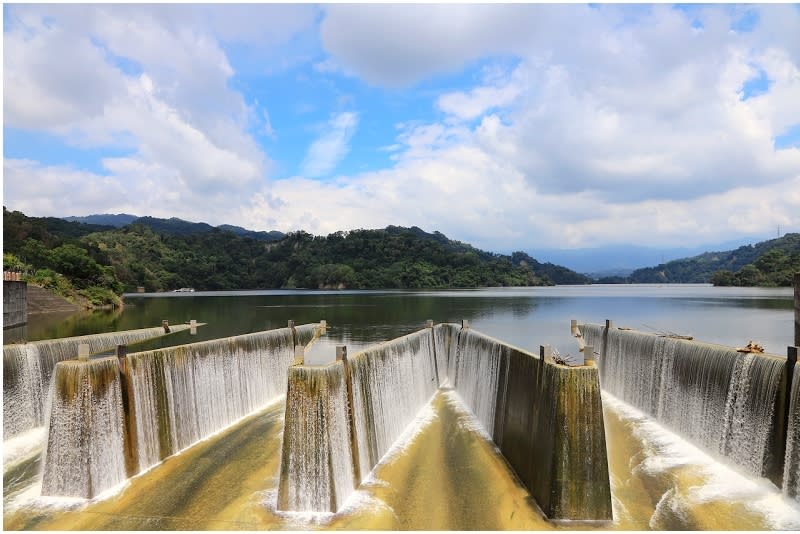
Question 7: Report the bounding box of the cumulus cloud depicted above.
[319,4,536,87]
[301,112,359,177]
[5,4,800,252]
[3,4,308,209]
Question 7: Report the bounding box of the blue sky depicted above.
[4,4,800,252]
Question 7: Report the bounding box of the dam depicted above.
[39,322,323,498]
[278,322,611,520]
[3,323,201,439]
[4,304,800,529]
[580,320,799,501]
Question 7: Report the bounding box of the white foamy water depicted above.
[583,323,786,480]
[128,327,300,472]
[3,427,45,469]
[3,324,195,439]
[604,391,800,530]
[348,328,439,478]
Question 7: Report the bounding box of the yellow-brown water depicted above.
[4,390,798,530]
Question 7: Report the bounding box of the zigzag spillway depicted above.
[348,329,439,478]
[581,324,787,484]
[278,328,439,512]
[3,324,194,439]
[277,362,356,512]
[40,324,320,499]
[278,324,612,521]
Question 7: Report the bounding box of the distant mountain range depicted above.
[531,238,769,278]
[50,212,800,287]
[623,233,800,284]
[63,214,285,242]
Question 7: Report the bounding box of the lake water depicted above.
[19,284,798,357]
[4,283,800,530]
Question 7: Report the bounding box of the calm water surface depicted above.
[18,284,795,357]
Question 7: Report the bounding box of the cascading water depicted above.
[346,329,438,480]
[40,358,128,499]
[451,331,506,439]
[433,323,458,387]
[583,323,786,481]
[785,364,800,501]
[448,327,612,520]
[278,362,356,512]
[126,326,307,473]
[3,324,194,439]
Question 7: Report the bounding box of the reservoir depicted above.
[4,284,800,529]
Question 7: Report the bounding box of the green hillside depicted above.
[3,208,590,296]
[623,233,800,286]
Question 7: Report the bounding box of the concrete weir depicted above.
[277,323,612,521]
[580,321,799,499]
[39,322,324,499]
[3,323,201,439]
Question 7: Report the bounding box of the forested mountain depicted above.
[3,208,589,297]
[61,213,286,242]
[63,213,138,227]
[611,233,800,286]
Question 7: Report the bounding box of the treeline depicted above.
[3,207,122,305]
[3,208,590,295]
[709,248,800,287]
[596,233,800,287]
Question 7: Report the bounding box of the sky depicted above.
[3,3,800,254]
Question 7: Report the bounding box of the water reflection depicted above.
[16,284,795,357]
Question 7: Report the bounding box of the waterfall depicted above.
[40,358,128,498]
[585,323,786,481]
[126,326,304,473]
[3,324,194,439]
[449,327,612,520]
[277,362,356,512]
[432,323,458,386]
[785,365,800,500]
[346,329,438,480]
[451,331,506,439]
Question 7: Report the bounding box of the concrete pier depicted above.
[794,273,799,348]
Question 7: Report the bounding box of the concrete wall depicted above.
[39,323,323,499]
[3,280,27,329]
[581,322,793,488]
[277,361,356,512]
[795,273,799,348]
[447,326,612,521]
[278,324,612,521]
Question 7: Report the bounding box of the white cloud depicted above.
[3,4,309,209]
[301,112,359,178]
[320,4,536,87]
[5,4,800,253]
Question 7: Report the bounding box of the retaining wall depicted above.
[3,280,27,329]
